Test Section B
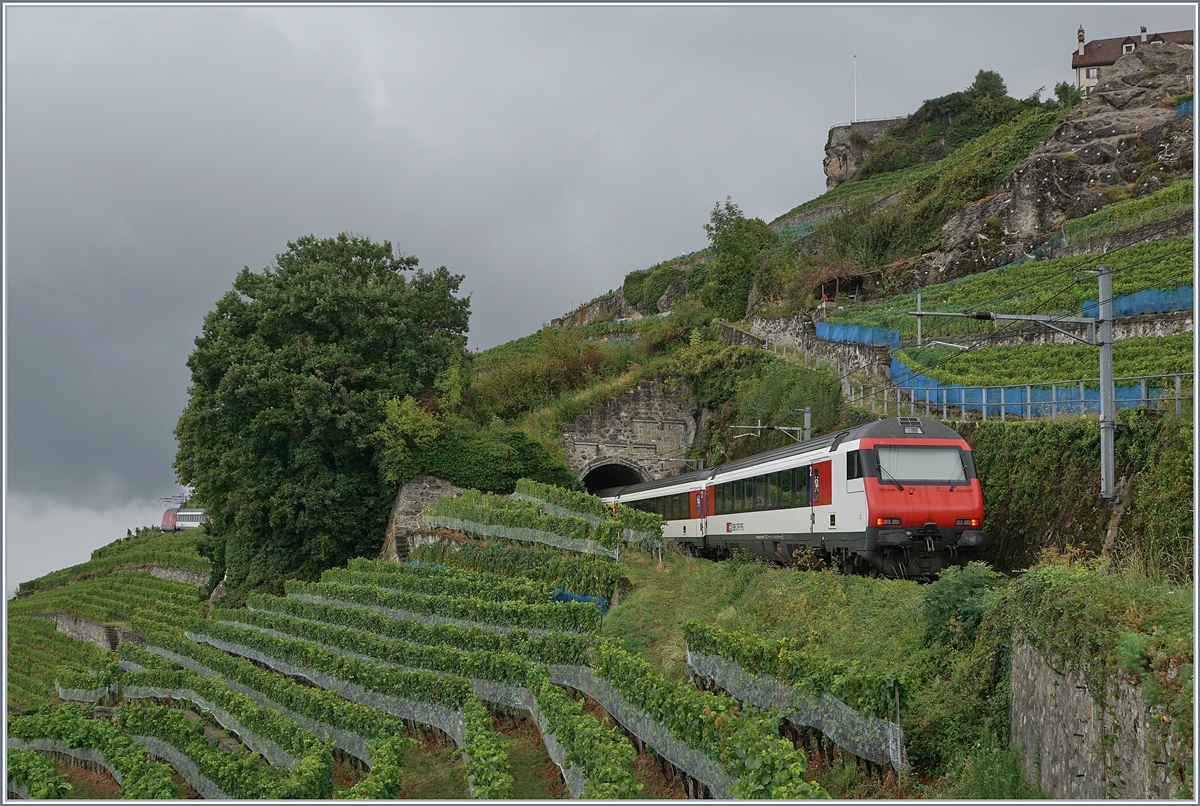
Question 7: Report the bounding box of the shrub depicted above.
[921,562,1006,648]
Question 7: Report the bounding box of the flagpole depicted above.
[854,55,857,122]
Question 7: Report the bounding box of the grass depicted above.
[491,709,569,799]
[823,235,1194,339]
[395,729,470,799]
[601,550,927,683]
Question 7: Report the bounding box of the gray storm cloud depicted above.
[4,4,1194,585]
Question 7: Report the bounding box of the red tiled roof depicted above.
[1071,29,1193,68]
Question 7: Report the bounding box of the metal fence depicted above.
[847,374,1193,422]
[759,336,1192,422]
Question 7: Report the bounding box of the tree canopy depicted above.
[174,233,470,601]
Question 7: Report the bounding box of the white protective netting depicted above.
[424,515,620,560]
[184,631,508,797]
[6,738,123,786]
[478,496,665,554]
[184,631,467,746]
[128,734,228,799]
[207,624,589,798]
[53,682,113,703]
[508,493,603,525]
[287,592,578,637]
[121,684,300,768]
[548,664,737,799]
[7,782,30,799]
[686,648,908,774]
[147,645,375,765]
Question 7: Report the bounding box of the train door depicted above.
[811,459,833,532]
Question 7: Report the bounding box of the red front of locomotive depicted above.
[858,435,987,575]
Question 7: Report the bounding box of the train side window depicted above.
[733,480,743,512]
[768,472,780,508]
[796,467,811,507]
[715,485,724,515]
[781,470,793,507]
[847,450,863,480]
[759,475,769,509]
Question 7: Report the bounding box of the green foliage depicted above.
[174,233,470,601]
[183,620,514,797]
[8,705,178,798]
[1123,413,1193,581]
[206,613,530,686]
[409,540,623,600]
[419,425,582,494]
[667,338,842,463]
[140,630,414,754]
[117,703,295,798]
[1062,179,1193,242]
[515,478,604,517]
[340,739,407,799]
[8,572,206,630]
[1054,80,1083,109]
[8,616,114,711]
[5,748,71,798]
[525,664,642,798]
[641,264,680,311]
[699,199,779,320]
[592,640,827,798]
[429,488,625,551]
[895,332,1194,387]
[683,621,905,719]
[242,591,593,666]
[290,578,602,634]
[921,562,1006,648]
[19,531,212,593]
[1004,564,1193,764]
[854,71,1048,182]
[372,396,442,484]
[324,557,552,604]
[472,330,545,368]
[825,236,1194,339]
[622,269,650,307]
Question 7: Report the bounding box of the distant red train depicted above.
[161,506,210,532]
[597,417,988,579]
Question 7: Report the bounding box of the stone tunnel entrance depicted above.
[581,462,647,494]
[560,378,698,491]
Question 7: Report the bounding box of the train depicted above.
[161,506,210,532]
[596,416,989,578]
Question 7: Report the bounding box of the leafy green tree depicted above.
[1054,80,1083,109]
[175,233,470,601]
[700,198,776,320]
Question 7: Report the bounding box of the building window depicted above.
[1123,43,1135,54]
[1087,67,1100,79]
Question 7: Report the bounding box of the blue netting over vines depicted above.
[1177,99,1193,116]
[816,321,902,349]
[1082,285,1193,318]
[888,356,1171,417]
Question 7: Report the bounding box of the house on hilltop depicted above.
[1073,25,1193,94]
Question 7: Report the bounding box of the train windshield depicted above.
[876,445,968,484]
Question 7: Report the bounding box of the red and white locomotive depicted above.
[597,417,988,578]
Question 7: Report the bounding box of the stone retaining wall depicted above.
[1010,640,1191,799]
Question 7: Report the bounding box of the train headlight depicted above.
[875,517,902,526]
[956,518,981,527]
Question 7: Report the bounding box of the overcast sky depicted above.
[4,3,1195,590]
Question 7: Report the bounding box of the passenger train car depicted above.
[161,507,210,532]
[597,417,988,578]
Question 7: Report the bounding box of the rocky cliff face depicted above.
[916,43,1194,286]
[823,118,906,189]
